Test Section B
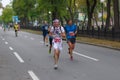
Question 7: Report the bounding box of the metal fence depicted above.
[77,26,120,41]
[21,25,120,41]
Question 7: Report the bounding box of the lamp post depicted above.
[48,11,51,24]
[101,0,105,28]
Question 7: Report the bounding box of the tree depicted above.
[1,5,14,23]
[0,2,4,9]
[106,0,111,29]
[86,0,97,33]
[12,0,36,27]
[37,0,67,20]
[113,0,120,32]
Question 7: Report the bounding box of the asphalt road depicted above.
[0,27,120,80]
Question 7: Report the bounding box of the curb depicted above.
[76,40,120,51]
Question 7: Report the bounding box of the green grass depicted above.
[21,29,120,49]
[77,37,120,49]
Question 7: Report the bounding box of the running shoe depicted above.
[54,65,58,70]
[70,56,73,61]
[49,48,51,54]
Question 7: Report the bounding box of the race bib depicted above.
[54,37,61,43]
[45,26,48,30]
[69,32,74,36]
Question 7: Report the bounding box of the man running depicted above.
[65,19,77,61]
[49,19,65,69]
[42,21,49,46]
[48,25,53,54]
[14,23,19,37]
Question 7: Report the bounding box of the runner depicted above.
[49,19,65,69]
[3,24,6,32]
[42,21,49,46]
[48,25,53,54]
[65,19,77,61]
[14,23,19,37]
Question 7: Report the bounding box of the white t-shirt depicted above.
[50,26,65,38]
[50,26,65,50]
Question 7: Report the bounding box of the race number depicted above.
[54,37,61,43]
[69,32,74,36]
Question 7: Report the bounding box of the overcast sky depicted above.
[0,0,11,15]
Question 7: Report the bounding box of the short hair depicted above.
[67,19,72,24]
[53,19,60,23]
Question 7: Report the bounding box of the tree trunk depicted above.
[86,0,97,33]
[68,6,74,20]
[113,0,120,32]
[113,0,120,40]
[106,0,111,29]
[94,13,98,27]
[51,0,58,20]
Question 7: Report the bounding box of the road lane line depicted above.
[5,42,8,44]
[24,35,28,38]
[13,52,24,63]
[2,38,5,40]
[28,70,40,80]
[40,41,44,44]
[73,51,99,61]
[30,37,34,40]
[9,47,13,51]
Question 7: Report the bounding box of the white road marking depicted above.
[5,42,8,44]
[13,52,24,63]
[28,70,40,80]
[9,47,13,51]
[2,38,5,40]
[40,41,44,44]
[30,37,34,40]
[73,51,99,61]
[0,27,2,30]
[24,35,28,38]
[19,34,22,36]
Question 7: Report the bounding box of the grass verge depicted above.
[77,37,120,49]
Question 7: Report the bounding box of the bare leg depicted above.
[45,36,48,46]
[68,42,75,60]
[54,49,60,64]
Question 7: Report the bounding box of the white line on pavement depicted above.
[2,38,5,40]
[13,52,24,63]
[40,41,44,44]
[24,35,28,38]
[5,42,8,44]
[73,51,99,61]
[9,47,13,51]
[28,70,40,80]
[30,37,34,40]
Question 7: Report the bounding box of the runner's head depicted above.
[43,21,48,24]
[53,19,60,27]
[15,22,18,25]
[67,19,73,26]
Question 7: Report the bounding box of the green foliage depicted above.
[37,0,68,19]
[11,0,117,28]
[12,0,36,19]
[2,5,14,23]
[0,2,3,9]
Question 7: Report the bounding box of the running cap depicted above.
[53,19,60,23]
